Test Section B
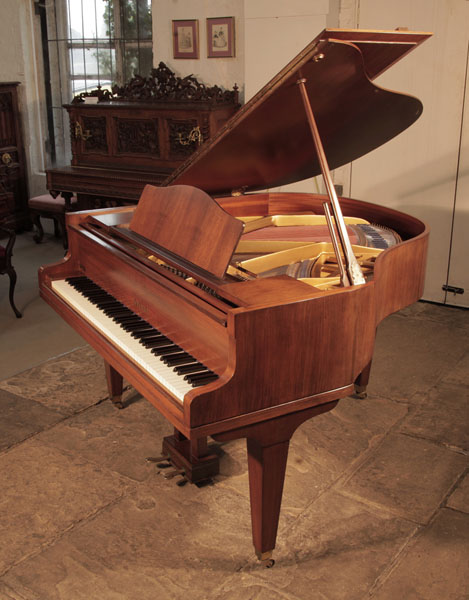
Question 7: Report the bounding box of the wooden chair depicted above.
[0,224,22,318]
[28,193,77,249]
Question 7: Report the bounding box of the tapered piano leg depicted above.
[104,361,124,408]
[247,437,289,563]
[213,400,338,564]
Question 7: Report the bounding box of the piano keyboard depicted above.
[51,276,219,403]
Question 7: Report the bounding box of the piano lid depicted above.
[164,28,431,197]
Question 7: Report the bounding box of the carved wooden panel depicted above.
[83,116,107,152]
[168,119,200,158]
[116,118,159,156]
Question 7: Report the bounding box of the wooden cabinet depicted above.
[0,82,28,229]
[65,100,237,173]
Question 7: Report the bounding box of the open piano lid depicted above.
[164,28,432,196]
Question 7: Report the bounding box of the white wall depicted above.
[152,0,244,98]
[244,0,330,101]
[346,0,469,305]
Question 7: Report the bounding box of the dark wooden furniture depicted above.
[1,184,21,318]
[39,29,431,565]
[0,82,29,230]
[46,63,239,210]
[28,193,77,249]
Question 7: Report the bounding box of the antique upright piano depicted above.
[45,63,239,210]
[39,28,431,565]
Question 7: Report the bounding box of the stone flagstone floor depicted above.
[0,302,468,600]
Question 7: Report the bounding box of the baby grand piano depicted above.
[39,28,431,566]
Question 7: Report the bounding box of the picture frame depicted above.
[207,17,235,58]
[172,20,199,59]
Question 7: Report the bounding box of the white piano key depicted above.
[51,279,195,403]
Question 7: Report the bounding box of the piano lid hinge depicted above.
[231,186,247,197]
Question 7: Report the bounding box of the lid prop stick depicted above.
[296,76,366,287]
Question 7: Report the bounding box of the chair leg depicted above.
[57,216,68,250]
[53,217,60,238]
[32,213,44,244]
[7,267,22,318]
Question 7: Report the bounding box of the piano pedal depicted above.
[163,468,185,480]
[176,477,188,487]
[145,455,169,463]
[146,455,173,469]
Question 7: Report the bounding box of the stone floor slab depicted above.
[447,472,469,513]
[1,481,254,600]
[371,508,469,600]
[340,433,468,523]
[367,314,469,401]
[36,397,172,482]
[399,383,468,451]
[210,576,312,600]
[246,489,417,600]
[397,302,469,330]
[0,389,63,452]
[441,350,469,387]
[0,347,108,415]
[0,439,128,575]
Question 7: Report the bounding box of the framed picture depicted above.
[172,20,199,59]
[207,17,235,58]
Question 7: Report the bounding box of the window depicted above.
[38,0,153,165]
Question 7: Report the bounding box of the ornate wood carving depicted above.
[72,62,239,106]
[82,116,107,152]
[116,118,159,156]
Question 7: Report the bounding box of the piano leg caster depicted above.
[354,361,371,399]
[111,397,125,409]
[256,551,275,568]
[354,384,368,399]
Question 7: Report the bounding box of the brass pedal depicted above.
[163,468,185,480]
[145,455,169,463]
[146,455,172,469]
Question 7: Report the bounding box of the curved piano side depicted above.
[187,192,428,431]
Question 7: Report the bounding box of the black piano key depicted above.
[131,330,163,339]
[142,337,172,348]
[105,308,133,317]
[191,376,219,387]
[100,303,125,311]
[184,370,215,382]
[124,323,154,333]
[119,320,148,329]
[119,317,147,326]
[162,352,194,366]
[174,363,207,375]
[151,344,182,356]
